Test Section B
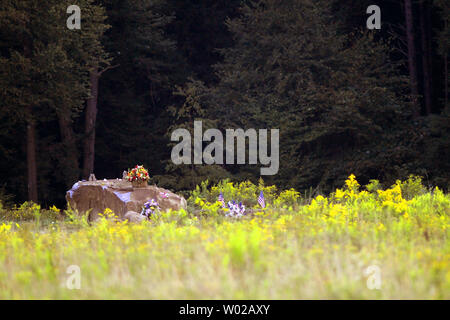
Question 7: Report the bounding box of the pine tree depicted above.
[94,0,185,180]
[78,0,111,180]
[0,0,109,201]
[174,0,411,191]
[404,0,420,117]
[435,0,450,109]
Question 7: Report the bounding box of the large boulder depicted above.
[66,179,187,221]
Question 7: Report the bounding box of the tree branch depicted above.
[98,64,120,76]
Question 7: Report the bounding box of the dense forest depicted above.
[0,0,448,207]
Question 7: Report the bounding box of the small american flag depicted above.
[258,191,266,208]
[218,192,226,207]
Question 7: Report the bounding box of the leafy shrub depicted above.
[189,179,278,208]
[0,185,14,208]
[63,205,91,228]
[0,202,60,223]
[273,189,301,208]
[397,175,427,200]
[366,179,382,193]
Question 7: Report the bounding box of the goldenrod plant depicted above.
[0,175,448,299]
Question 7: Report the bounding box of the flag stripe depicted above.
[258,191,265,208]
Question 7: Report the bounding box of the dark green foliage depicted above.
[95,0,185,181]
[0,0,448,205]
[0,0,109,205]
[170,0,422,193]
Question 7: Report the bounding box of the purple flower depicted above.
[218,192,225,208]
[141,199,160,218]
[226,200,246,218]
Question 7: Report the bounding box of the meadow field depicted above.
[0,175,448,299]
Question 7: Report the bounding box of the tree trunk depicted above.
[445,51,448,109]
[23,36,38,202]
[58,114,80,186]
[82,69,100,179]
[426,1,433,109]
[445,19,449,109]
[404,0,420,117]
[26,110,38,203]
[419,0,432,115]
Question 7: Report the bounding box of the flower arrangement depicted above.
[140,199,160,219]
[225,200,246,218]
[126,165,149,187]
[216,191,264,218]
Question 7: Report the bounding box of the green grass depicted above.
[0,176,448,299]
